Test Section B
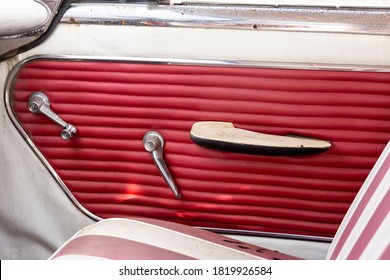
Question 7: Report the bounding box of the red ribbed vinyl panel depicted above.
[10,59,390,238]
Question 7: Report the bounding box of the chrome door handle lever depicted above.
[28,92,77,140]
[143,131,182,199]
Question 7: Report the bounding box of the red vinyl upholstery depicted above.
[10,59,390,238]
[50,142,390,260]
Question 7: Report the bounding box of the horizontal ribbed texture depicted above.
[11,60,390,237]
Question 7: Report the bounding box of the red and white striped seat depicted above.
[50,218,299,260]
[326,142,390,260]
[51,142,390,260]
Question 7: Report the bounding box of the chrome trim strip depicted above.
[7,54,390,72]
[62,3,390,36]
[207,228,333,243]
[6,54,390,241]
[159,0,390,8]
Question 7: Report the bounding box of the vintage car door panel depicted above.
[7,57,390,239]
[2,1,390,260]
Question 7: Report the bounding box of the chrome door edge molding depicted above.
[63,3,390,36]
[7,54,390,72]
[4,56,100,222]
[6,54,390,241]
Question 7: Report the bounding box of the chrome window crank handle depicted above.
[28,92,77,140]
[143,131,182,199]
